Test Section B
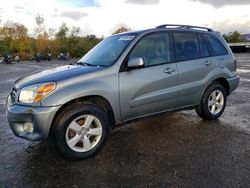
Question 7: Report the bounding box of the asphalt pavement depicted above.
[0,56,249,188]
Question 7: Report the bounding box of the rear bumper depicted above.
[6,96,60,140]
[227,75,240,94]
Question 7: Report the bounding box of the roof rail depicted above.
[156,24,214,32]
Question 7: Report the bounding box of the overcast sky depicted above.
[0,0,250,37]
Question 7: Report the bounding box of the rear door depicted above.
[173,31,215,107]
[202,33,229,70]
[119,32,178,120]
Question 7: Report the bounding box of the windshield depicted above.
[78,35,136,67]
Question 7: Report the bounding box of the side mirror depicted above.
[127,57,144,69]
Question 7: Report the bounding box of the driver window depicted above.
[129,32,172,67]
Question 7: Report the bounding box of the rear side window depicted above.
[203,34,227,56]
[198,35,210,58]
[173,32,200,61]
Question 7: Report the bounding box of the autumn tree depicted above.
[0,21,31,59]
[36,32,49,54]
[34,14,49,54]
[0,16,101,60]
[12,23,31,58]
[112,26,131,35]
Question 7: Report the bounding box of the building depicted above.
[240,34,250,42]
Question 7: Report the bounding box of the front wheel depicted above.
[196,83,227,120]
[51,103,110,160]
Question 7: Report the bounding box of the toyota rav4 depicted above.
[6,24,239,160]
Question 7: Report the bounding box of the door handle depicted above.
[164,67,176,74]
[204,61,213,66]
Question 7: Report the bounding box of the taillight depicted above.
[234,57,237,71]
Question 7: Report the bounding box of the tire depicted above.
[195,82,227,120]
[51,103,111,160]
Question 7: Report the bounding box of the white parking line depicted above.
[240,78,250,82]
[237,69,250,73]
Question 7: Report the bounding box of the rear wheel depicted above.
[51,103,110,160]
[196,83,227,120]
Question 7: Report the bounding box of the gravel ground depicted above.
[0,55,249,188]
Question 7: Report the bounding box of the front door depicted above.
[119,32,178,121]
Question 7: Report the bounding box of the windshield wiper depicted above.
[76,62,108,67]
[76,62,96,66]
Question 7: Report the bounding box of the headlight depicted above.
[19,82,56,103]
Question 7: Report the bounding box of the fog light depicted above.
[23,122,34,133]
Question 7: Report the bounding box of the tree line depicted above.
[0,15,245,60]
[0,15,102,60]
[222,31,243,43]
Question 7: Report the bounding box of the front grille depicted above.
[10,88,17,104]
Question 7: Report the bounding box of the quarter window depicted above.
[129,32,172,67]
[198,35,210,58]
[203,34,227,56]
[173,32,200,61]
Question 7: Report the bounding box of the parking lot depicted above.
[0,55,250,187]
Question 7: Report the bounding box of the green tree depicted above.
[56,23,69,39]
[55,23,69,53]
[223,31,242,43]
[229,31,241,43]
[0,21,15,55]
[67,27,81,57]
[222,34,229,42]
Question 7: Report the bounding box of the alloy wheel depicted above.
[65,115,103,152]
[208,89,224,115]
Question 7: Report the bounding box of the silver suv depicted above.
[6,24,239,160]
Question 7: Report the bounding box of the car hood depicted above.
[14,65,104,89]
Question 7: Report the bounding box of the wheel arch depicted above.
[196,77,228,120]
[199,77,230,104]
[212,77,230,95]
[49,95,116,137]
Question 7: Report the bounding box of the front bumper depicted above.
[227,75,240,94]
[6,96,61,140]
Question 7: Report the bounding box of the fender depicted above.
[41,74,121,122]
